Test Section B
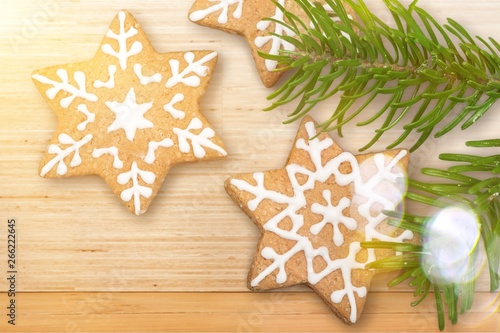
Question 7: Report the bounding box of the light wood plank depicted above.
[0,292,498,332]
[0,0,499,293]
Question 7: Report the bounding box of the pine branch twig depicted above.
[265,0,500,151]
[362,138,500,330]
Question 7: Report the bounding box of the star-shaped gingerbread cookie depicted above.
[32,10,227,215]
[225,116,414,324]
[188,0,355,87]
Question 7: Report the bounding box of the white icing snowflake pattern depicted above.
[174,118,228,159]
[145,138,174,164]
[166,51,218,88]
[94,65,117,89]
[230,121,413,323]
[105,87,154,141]
[117,162,156,215]
[75,104,95,131]
[92,147,124,169]
[32,69,98,108]
[102,11,143,70]
[189,0,244,24]
[163,93,186,120]
[310,190,356,247]
[254,0,296,71]
[40,133,93,176]
[134,64,162,85]
[33,10,227,215]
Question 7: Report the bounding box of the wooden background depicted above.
[0,0,499,332]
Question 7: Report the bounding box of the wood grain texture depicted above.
[0,292,499,332]
[0,0,499,332]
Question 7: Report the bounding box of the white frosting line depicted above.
[102,11,143,70]
[40,133,93,176]
[310,190,357,247]
[166,51,217,88]
[163,93,185,120]
[144,138,174,164]
[76,104,95,131]
[133,64,162,85]
[230,121,412,323]
[189,0,244,24]
[117,162,156,215]
[93,65,117,89]
[106,87,154,141]
[32,69,98,108]
[254,0,296,71]
[173,118,227,158]
[92,147,124,169]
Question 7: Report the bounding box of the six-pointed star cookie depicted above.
[32,10,227,216]
[188,0,355,87]
[225,116,414,324]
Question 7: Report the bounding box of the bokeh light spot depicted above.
[421,206,485,284]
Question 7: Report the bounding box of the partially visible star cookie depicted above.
[188,0,355,87]
[225,116,414,324]
[32,10,227,215]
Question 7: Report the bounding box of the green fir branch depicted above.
[264,0,500,151]
[362,138,500,330]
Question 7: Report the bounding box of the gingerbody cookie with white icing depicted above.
[32,10,227,216]
[188,0,355,87]
[225,116,413,324]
